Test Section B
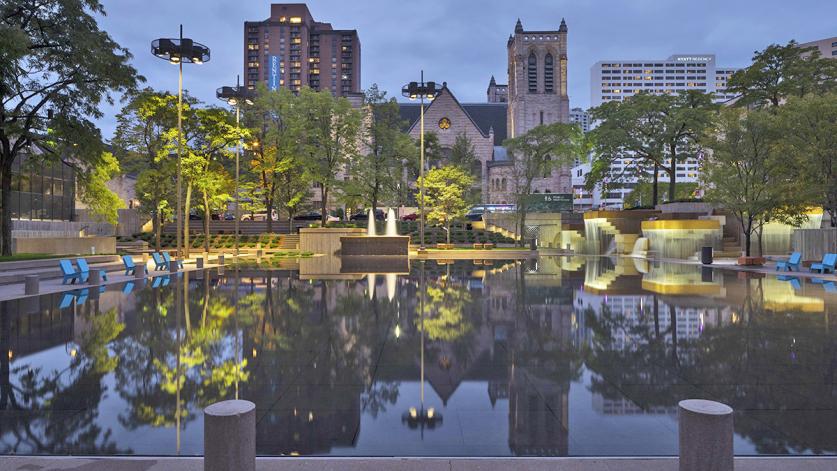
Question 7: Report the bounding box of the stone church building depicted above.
[399,18,572,204]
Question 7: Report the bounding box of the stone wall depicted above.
[792,228,837,262]
[13,236,116,255]
[299,227,366,255]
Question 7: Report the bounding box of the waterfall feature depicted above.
[385,273,397,301]
[367,273,377,299]
[385,208,398,236]
[367,209,376,236]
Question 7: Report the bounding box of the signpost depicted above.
[268,55,280,91]
[524,193,573,212]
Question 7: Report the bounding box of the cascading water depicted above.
[385,208,398,236]
[367,209,376,236]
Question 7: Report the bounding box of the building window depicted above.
[528,53,537,92]
[544,53,554,93]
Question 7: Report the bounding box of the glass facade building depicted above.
[10,154,76,221]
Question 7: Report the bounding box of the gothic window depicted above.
[501,178,507,191]
[528,53,537,92]
[544,53,554,93]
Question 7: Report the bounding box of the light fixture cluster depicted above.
[151,37,211,65]
[401,81,441,100]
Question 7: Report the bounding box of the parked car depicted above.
[295,212,323,221]
[350,209,385,221]
[401,213,418,221]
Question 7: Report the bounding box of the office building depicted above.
[590,54,738,107]
[243,3,361,96]
[576,54,739,210]
[569,107,590,132]
[799,36,837,58]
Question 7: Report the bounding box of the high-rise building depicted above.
[569,107,590,133]
[487,75,508,103]
[799,36,837,59]
[243,4,361,96]
[590,54,738,108]
[576,54,739,210]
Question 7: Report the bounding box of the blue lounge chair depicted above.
[151,252,168,271]
[810,253,837,274]
[59,259,81,285]
[122,255,136,275]
[162,252,183,270]
[76,258,108,283]
[776,252,802,271]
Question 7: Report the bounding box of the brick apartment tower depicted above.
[506,18,572,192]
[243,3,361,96]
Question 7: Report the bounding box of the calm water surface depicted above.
[0,256,835,456]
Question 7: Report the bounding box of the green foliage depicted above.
[296,87,361,224]
[343,84,415,212]
[727,41,837,109]
[418,283,472,342]
[702,108,807,256]
[418,165,475,244]
[504,122,586,243]
[450,132,478,169]
[0,0,141,254]
[775,93,837,227]
[76,151,125,225]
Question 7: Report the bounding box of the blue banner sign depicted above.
[268,55,280,91]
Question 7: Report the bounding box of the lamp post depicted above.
[216,77,253,258]
[152,25,210,262]
[402,73,441,251]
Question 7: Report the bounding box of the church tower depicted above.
[507,18,570,139]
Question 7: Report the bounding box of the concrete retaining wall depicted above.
[793,228,837,262]
[340,236,409,256]
[299,228,366,255]
[13,236,116,255]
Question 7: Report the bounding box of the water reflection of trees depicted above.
[0,299,126,454]
[583,275,837,454]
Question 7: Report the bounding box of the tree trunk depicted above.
[668,145,677,202]
[320,186,328,226]
[652,163,659,207]
[446,219,451,244]
[154,206,162,251]
[203,191,210,254]
[0,159,12,256]
[265,196,274,233]
[184,184,192,258]
[757,223,764,258]
[743,225,752,257]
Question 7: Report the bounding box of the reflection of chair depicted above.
[810,253,836,274]
[76,258,108,283]
[59,259,81,284]
[777,275,802,290]
[151,252,167,271]
[161,275,171,287]
[58,293,75,309]
[122,255,136,275]
[812,278,837,293]
[776,252,801,271]
[75,289,89,305]
[122,281,135,295]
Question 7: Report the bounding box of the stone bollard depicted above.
[196,257,204,269]
[24,275,39,295]
[204,400,255,471]
[218,254,225,266]
[678,399,733,471]
[135,264,147,279]
[89,269,101,285]
[169,258,179,273]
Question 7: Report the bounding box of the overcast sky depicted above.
[97,0,836,139]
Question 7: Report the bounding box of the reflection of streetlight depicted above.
[216,77,253,258]
[402,73,442,251]
[402,260,443,436]
[151,25,210,261]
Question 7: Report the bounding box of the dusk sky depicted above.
[97,0,836,139]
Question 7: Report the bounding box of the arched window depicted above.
[528,53,537,92]
[501,178,507,191]
[544,53,554,93]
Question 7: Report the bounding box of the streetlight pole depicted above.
[216,78,253,259]
[152,25,210,263]
[402,75,441,252]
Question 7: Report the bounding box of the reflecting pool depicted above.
[0,256,835,456]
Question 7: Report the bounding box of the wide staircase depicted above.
[278,234,300,250]
[716,235,741,258]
